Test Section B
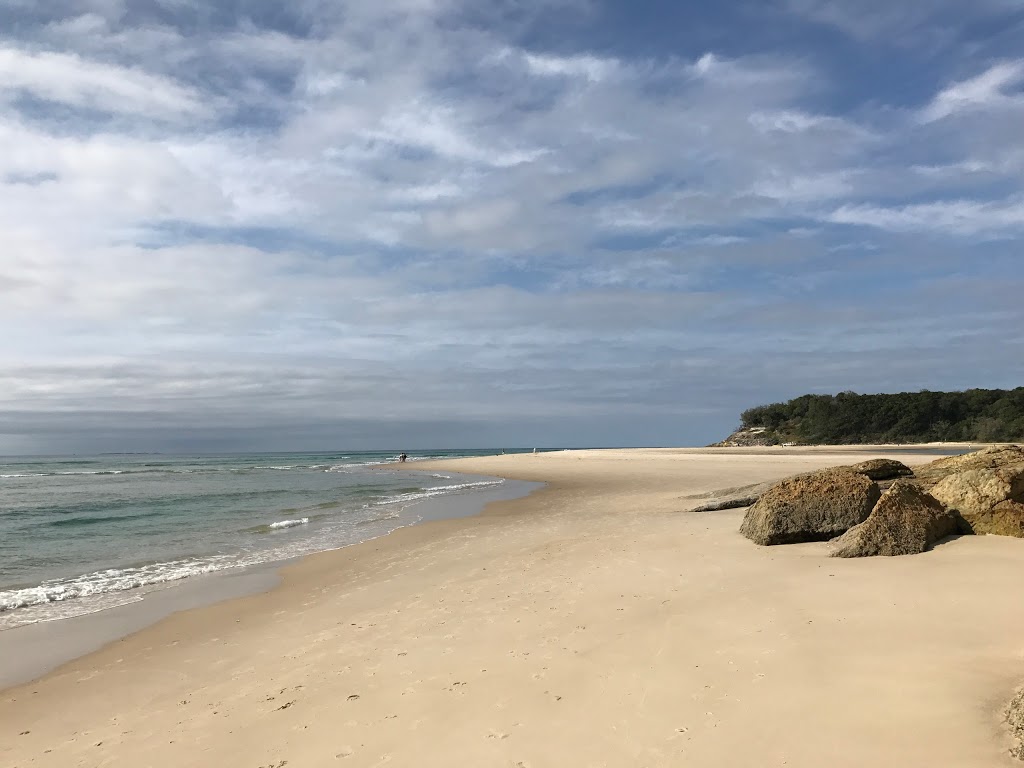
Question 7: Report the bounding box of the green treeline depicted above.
[740,388,1024,444]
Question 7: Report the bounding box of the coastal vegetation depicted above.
[732,388,1024,445]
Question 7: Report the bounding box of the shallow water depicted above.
[0,449,527,628]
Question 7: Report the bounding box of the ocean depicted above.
[0,449,531,630]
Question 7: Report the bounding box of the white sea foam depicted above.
[0,555,238,614]
[3,469,132,478]
[268,517,309,530]
[10,592,145,627]
[325,461,388,472]
[0,512,418,628]
[57,470,122,475]
[377,479,504,505]
[0,462,511,629]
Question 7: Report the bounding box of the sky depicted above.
[1,0,1023,453]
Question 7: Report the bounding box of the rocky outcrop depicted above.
[956,500,1024,538]
[733,446,1024,552]
[830,481,957,557]
[709,427,782,447]
[739,469,880,545]
[929,464,1024,514]
[907,445,1024,538]
[911,445,1024,490]
[688,461,911,513]
[844,458,914,481]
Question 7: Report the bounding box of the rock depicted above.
[693,460,912,514]
[739,468,881,545]
[709,427,781,447]
[929,464,1024,537]
[957,500,1024,538]
[911,445,1024,490]
[910,446,1024,538]
[844,458,914,481]
[690,496,760,512]
[685,479,779,512]
[830,481,957,557]
[1007,688,1024,761]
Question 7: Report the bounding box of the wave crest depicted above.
[268,517,310,530]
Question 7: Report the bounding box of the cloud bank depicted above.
[1,0,1022,452]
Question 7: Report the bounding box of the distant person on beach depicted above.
[399,453,407,463]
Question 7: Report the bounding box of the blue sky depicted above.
[1,0,1023,452]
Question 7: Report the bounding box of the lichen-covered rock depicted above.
[830,481,957,557]
[912,445,1024,490]
[844,458,915,481]
[929,465,1024,528]
[689,459,912,513]
[739,468,881,545]
[957,500,1024,538]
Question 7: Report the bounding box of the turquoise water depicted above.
[0,449,528,629]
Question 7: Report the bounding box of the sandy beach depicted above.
[3,447,1024,767]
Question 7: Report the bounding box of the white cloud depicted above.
[751,171,855,203]
[828,197,1024,236]
[0,1,1022,449]
[911,160,993,177]
[0,45,207,119]
[368,102,548,168]
[748,109,869,136]
[920,61,1024,122]
[524,52,618,82]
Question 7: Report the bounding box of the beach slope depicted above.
[3,447,1024,767]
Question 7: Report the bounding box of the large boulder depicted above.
[929,464,1024,537]
[844,458,914,481]
[739,468,881,545]
[911,445,1024,490]
[688,459,912,512]
[957,500,1024,538]
[830,481,957,557]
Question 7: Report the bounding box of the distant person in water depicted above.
[399,453,407,463]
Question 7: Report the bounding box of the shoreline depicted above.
[4,446,1023,767]
[0,473,542,689]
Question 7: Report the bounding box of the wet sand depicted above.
[2,447,1023,767]
[0,475,540,689]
